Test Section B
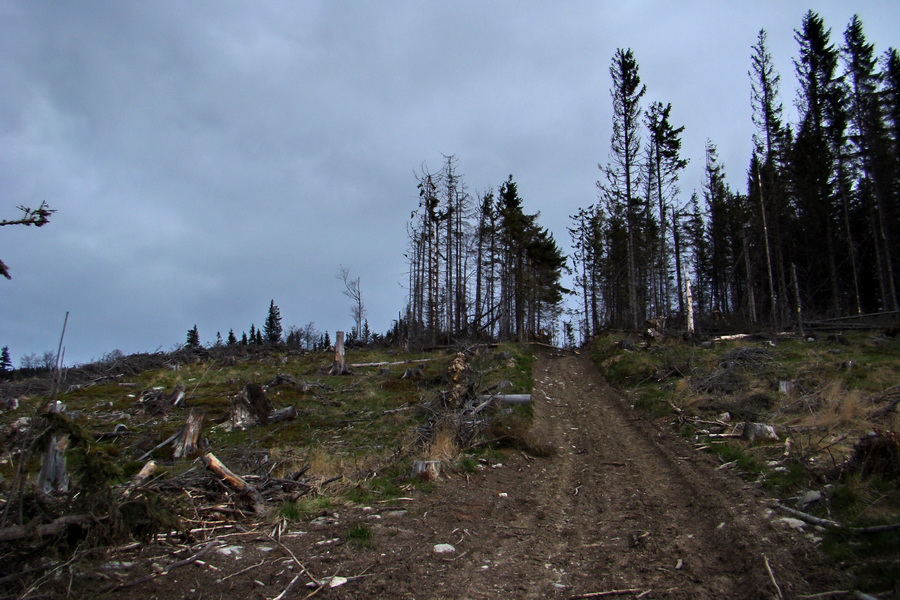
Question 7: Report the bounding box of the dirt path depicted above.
[118,350,843,600]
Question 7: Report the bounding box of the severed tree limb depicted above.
[570,590,646,599]
[0,514,94,542]
[202,452,266,516]
[774,504,900,534]
[123,460,158,499]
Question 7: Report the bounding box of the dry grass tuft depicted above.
[427,425,460,462]
[814,383,869,428]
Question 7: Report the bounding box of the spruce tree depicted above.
[0,346,12,371]
[264,300,283,344]
[645,101,687,316]
[599,48,647,329]
[792,11,842,315]
[227,329,237,345]
[843,15,897,310]
[249,324,257,344]
[186,325,200,348]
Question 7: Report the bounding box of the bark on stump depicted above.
[328,331,350,375]
[38,401,69,494]
[173,408,205,458]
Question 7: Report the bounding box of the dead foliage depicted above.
[840,431,900,479]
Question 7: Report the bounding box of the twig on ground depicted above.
[570,589,645,599]
[271,574,303,600]
[763,555,784,599]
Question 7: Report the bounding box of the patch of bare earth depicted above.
[109,351,845,600]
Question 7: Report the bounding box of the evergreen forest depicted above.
[397,11,900,346]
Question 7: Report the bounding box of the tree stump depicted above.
[173,408,205,458]
[328,331,350,375]
[229,383,272,430]
[38,401,69,494]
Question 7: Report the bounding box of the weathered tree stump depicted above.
[229,383,272,430]
[173,408,205,458]
[401,366,424,380]
[328,331,350,375]
[38,401,69,494]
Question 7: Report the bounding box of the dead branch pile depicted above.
[839,431,900,479]
[718,347,773,370]
[415,352,502,453]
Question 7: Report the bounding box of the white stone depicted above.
[433,543,456,554]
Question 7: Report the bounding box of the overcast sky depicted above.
[1,1,897,366]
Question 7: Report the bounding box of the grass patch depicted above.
[344,522,373,548]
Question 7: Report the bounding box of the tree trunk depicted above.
[328,331,350,375]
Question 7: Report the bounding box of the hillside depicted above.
[0,334,897,598]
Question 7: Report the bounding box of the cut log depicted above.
[123,460,158,498]
[328,331,350,375]
[172,408,205,459]
[202,452,265,516]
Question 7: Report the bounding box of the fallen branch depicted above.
[570,590,645,599]
[202,452,266,516]
[773,504,900,534]
[763,555,784,599]
[0,514,94,542]
[349,358,435,368]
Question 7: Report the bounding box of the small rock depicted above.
[216,545,242,558]
[798,490,823,506]
[433,543,456,554]
[775,517,807,531]
[498,492,508,498]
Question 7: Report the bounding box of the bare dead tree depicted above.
[338,265,366,338]
[1,201,55,279]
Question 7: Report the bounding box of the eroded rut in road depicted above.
[121,350,844,600]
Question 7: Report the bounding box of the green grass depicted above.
[589,331,900,595]
[344,522,373,548]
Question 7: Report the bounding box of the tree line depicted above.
[570,11,899,337]
[399,156,567,345]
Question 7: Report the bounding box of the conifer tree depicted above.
[599,48,647,329]
[264,300,283,344]
[186,325,200,348]
[843,15,897,310]
[792,11,842,315]
[227,329,237,345]
[0,346,12,372]
[645,101,688,316]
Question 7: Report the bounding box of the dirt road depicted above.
[120,351,843,599]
